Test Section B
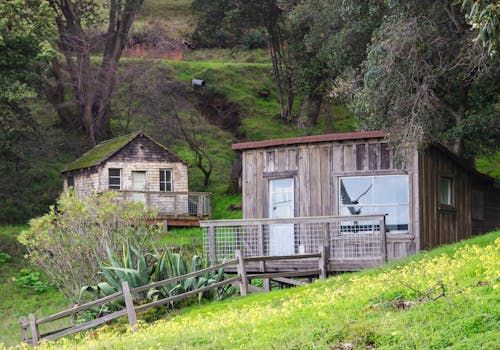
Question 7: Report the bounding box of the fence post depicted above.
[380,216,388,263]
[19,317,27,344]
[322,222,329,247]
[208,225,216,265]
[28,313,39,346]
[319,246,328,280]
[121,281,137,330]
[235,250,248,296]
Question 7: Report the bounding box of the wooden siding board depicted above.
[320,146,331,216]
[343,144,355,172]
[368,143,378,170]
[278,149,287,171]
[310,146,322,216]
[298,146,310,217]
[256,151,266,218]
[356,144,367,171]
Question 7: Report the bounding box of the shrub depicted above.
[15,268,49,293]
[18,190,162,301]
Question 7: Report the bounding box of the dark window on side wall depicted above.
[439,176,453,206]
[159,169,173,192]
[471,191,484,220]
[108,168,122,190]
[67,176,74,188]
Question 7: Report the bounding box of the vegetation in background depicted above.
[24,231,500,349]
[18,191,162,300]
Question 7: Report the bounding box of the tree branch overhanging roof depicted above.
[61,131,187,173]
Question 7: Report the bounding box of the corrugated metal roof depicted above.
[232,131,386,150]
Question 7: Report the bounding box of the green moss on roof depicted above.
[62,132,139,173]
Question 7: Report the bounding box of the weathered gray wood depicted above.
[43,310,128,342]
[272,277,306,286]
[310,146,322,216]
[244,252,321,263]
[248,284,265,293]
[37,291,123,325]
[381,217,388,262]
[278,149,287,171]
[133,258,238,294]
[256,151,265,218]
[298,146,310,217]
[208,226,216,266]
[288,148,298,170]
[247,270,321,279]
[262,170,298,178]
[257,224,265,271]
[319,246,328,279]
[135,277,240,312]
[344,144,355,171]
[20,317,28,343]
[235,250,248,296]
[121,281,137,329]
[320,145,331,215]
[29,313,39,346]
[322,222,329,247]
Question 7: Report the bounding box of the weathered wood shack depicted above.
[202,131,500,272]
[61,132,210,225]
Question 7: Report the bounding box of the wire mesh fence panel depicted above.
[202,215,386,265]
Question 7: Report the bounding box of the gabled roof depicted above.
[61,131,186,173]
[232,131,386,150]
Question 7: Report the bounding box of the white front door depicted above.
[269,178,294,255]
[131,171,147,205]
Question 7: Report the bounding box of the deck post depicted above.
[319,246,328,279]
[121,281,137,330]
[322,222,329,247]
[235,250,248,296]
[19,317,27,343]
[380,216,388,263]
[208,225,216,265]
[198,195,204,218]
[257,223,271,290]
[28,313,39,346]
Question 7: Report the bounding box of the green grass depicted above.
[27,231,499,349]
[0,226,68,348]
[476,151,500,179]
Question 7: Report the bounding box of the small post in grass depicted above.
[28,313,39,346]
[235,250,248,296]
[122,281,137,330]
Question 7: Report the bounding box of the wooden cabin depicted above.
[61,132,210,226]
[201,131,499,272]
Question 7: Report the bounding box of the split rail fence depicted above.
[20,249,327,346]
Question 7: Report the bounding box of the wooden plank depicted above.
[278,149,287,171]
[247,270,321,279]
[121,281,137,329]
[331,144,343,173]
[19,317,28,343]
[272,277,306,286]
[266,150,276,172]
[310,146,322,216]
[133,258,238,293]
[135,278,240,312]
[37,290,123,325]
[320,146,331,215]
[29,314,39,346]
[288,148,298,170]
[235,250,248,296]
[248,284,265,293]
[256,151,266,218]
[319,246,328,279]
[368,143,379,170]
[356,143,367,170]
[343,144,355,172]
[298,146,310,217]
[244,253,321,262]
[208,226,216,265]
[263,170,298,178]
[43,310,127,341]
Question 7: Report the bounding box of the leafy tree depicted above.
[460,0,500,53]
[352,0,499,157]
[18,191,161,300]
[45,0,144,144]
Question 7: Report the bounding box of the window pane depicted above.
[166,183,172,192]
[340,177,373,205]
[109,177,121,185]
[165,170,171,182]
[109,168,121,177]
[440,177,451,205]
[374,175,408,204]
[159,170,165,182]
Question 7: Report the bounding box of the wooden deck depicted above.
[115,191,211,226]
[201,215,391,273]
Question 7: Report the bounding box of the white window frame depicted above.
[159,168,173,192]
[339,174,409,233]
[108,168,122,190]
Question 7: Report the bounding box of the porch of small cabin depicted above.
[200,215,410,273]
[114,190,211,226]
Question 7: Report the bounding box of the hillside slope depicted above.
[33,231,499,349]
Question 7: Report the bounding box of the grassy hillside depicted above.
[24,231,499,350]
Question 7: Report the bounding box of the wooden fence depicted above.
[20,249,327,346]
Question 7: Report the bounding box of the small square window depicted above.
[108,168,122,190]
[439,177,453,206]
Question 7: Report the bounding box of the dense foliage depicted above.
[22,231,500,349]
[18,191,161,300]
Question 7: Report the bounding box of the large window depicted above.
[159,169,173,192]
[108,168,122,190]
[339,175,409,232]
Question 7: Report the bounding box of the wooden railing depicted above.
[19,250,327,346]
[201,215,387,271]
[115,191,211,219]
